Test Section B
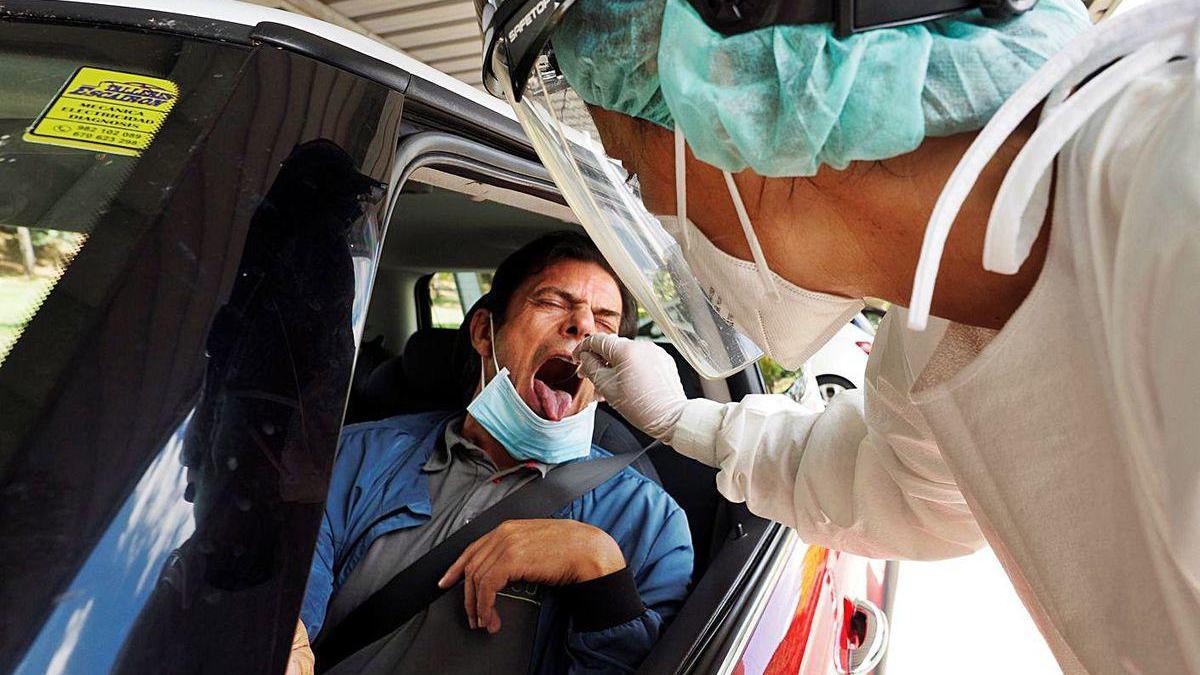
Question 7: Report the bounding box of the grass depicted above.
[0,274,56,362]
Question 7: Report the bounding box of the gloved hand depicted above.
[575,334,687,442]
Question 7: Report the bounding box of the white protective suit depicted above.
[586,3,1200,673]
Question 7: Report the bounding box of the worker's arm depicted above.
[672,387,981,560]
[579,315,984,561]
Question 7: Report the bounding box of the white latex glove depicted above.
[575,334,687,442]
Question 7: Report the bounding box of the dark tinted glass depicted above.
[0,21,404,674]
[0,23,197,367]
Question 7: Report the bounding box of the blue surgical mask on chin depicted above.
[466,318,596,464]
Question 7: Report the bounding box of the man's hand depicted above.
[437,519,626,634]
[286,620,315,675]
[575,334,687,442]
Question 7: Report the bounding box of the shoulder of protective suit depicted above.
[1064,58,1195,225]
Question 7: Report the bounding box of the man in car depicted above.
[294,231,693,674]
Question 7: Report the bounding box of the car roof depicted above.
[66,0,519,122]
[56,0,601,153]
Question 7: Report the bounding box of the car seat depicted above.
[354,327,660,483]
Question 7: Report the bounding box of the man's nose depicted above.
[563,306,596,338]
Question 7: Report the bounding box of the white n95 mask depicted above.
[659,125,863,370]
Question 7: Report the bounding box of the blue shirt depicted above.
[301,411,694,673]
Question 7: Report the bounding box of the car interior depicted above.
[339,167,771,654]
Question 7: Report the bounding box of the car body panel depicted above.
[56,0,515,121]
[723,537,887,675]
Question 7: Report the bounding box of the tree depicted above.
[15,227,35,278]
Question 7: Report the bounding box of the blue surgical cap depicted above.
[554,0,1090,176]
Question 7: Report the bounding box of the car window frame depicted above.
[380,135,787,675]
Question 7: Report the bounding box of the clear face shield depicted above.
[488,46,763,380]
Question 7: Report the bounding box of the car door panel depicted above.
[0,20,404,673]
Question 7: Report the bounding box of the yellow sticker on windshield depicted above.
[23,67,179,156]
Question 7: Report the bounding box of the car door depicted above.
[0,11,404,673]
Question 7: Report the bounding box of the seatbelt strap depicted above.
[313,449,645,672]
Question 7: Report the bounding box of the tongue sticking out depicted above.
[531,356,582,422]
[533,378,572,422]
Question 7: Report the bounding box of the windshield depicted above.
[0,20,248,674]
[0,15,405,675]
[0,25,187,366]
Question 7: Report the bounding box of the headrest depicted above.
[357,327,463,420]
[356,356,406,422]
[401,327,463,411]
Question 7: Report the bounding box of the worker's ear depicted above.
[469,308,494,365]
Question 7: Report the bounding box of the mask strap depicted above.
[478,349,486,392]
[907,0,1192,331]
[987,34,1189,278]
[487,313,502,374]
[674,124,690,250]
[722,170,781,300]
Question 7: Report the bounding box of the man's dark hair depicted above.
[453,230,638,404]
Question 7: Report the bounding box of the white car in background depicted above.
[788,313,876,407]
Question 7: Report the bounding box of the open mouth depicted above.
[531,355,583,422]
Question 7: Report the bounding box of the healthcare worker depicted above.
[473,0,1199,671]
